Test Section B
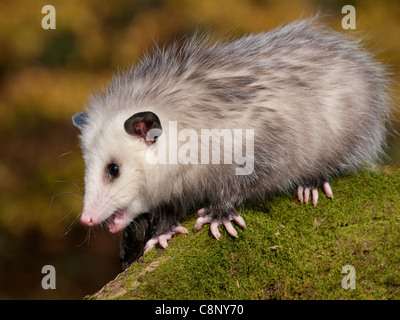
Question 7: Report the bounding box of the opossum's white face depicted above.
[72,111,163,233]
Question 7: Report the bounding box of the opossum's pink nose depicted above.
[80,208,97,226]
[80,213,96,226]
[80,200,100,227]
[80,214,95,226]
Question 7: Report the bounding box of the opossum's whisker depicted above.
[60,212,81,238]
[58,150,73,158]
[103,180,136,207]
[59,203,82,223]
[85,148,104,163]
[53,179,84,195]
[85,227,92,246]
[53,191,83,203]
[71,182,84,194]
[49,191,55,214]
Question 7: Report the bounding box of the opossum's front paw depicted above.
[194,207,246,240]
[297,182,333,207]
[143,224,188,254]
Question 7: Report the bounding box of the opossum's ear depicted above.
[72,112,89,131]
[124,111,163,143]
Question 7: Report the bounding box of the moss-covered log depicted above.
[88,165,400,300]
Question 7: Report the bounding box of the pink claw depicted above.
[194,216,211,231]
[144,224,188,253]
[297,186,304,202]
[194,208,246,239]
[297,181,334,207]
[144,238,159,253]
[304,187,310,204]
[232,215,246,228]
[223,219,238,238]
[173,225,189,234]
[210,220,221,239]
[323,182,334,199]
[312,188,319,207]
[197,208,207,217]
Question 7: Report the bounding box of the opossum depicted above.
[72,18,392,255]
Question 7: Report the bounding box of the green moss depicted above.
[89,165,400,300]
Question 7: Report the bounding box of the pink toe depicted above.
[223,219,237,237]
[158,234,170,249]
[144,238,159,253]
[197,208,207,217]
[312,188,319,207]
[323,182,333,199]
[173,225,188,234]
[210,221,221,240]
[297,186,304,202]
[194,216,210,231]
[233,215,246,228]
[304,187,310,204]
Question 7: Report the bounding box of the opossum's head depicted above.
[72,110,163,233]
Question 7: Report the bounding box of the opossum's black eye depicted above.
[107,163,120,179]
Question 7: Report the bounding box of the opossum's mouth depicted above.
[106,208,128,234]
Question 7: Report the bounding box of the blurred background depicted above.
[0,0,399,299]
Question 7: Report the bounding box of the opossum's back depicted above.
[187,20,393,188]
[137,19,390,126]
[106,19,390,121]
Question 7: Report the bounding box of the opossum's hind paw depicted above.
[297,182,333,207]
[194,208,246,240]
[143,225,188,254]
